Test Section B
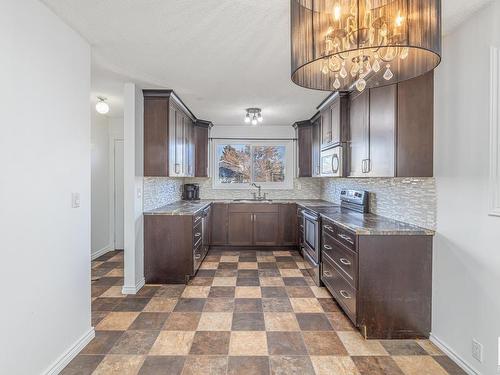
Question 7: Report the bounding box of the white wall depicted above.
[91,112,111,257]
[433,2,500,374]
[91,114,124,258]
[123,84,145,294]
[0,0,92,374]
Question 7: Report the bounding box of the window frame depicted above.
[212,139,294,190]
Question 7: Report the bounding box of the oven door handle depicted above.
[303,211,318,222]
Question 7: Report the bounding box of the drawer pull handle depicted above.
[324,244,333,250]
[324,225,333,231]
[323,270,332,277]
[195,254,201,260]
[339,290,352,299]
[338,233,354,244]
[194,216,202,222]
[339,258,351,266]
[194,232,201,237]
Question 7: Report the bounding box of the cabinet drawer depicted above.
[193,213,203,226]
[322,218,335,237]
[193,221,202,246]
[322,258,357,320]
[229,203,278,213]
[334,226,356,252]
[322,232,357,287]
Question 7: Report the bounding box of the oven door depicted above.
[303,211,319,263]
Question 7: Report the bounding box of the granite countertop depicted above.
[299,204,435,236]
[143,199,337,215]
[144,199,434,236]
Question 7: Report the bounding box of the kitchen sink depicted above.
[232,199,273,203]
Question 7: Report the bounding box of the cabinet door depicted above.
[397,71,434,177]
[279,204,298,246]
[184,116,195,177]
[253,212,279,246]
[228,212,254,246]
[311,118,321,177]
[349,91,369,177]
[144,98,169,177]
[367,84,396,177]
[321,108,332,147]
[211,203,228,245]
[169,104,185,176]
[297,124,312,177]
[194,125,209,177]
[331,99,341,145]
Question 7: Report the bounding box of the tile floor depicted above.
[62,249,465,375]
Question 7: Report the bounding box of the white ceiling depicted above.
[43,0,493,124]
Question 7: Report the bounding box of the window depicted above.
[213,140,294,189]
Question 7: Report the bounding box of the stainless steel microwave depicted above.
[320,145,343,177]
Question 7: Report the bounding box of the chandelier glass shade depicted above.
[290,0,441,92]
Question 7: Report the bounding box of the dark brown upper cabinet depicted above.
[294,120,313,177]
[143,90,200,177]
[318,92,350,149]
[348,71,434,178]
[311,114,322,177]
[194,120,213,177]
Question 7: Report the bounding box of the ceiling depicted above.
[44,0,493,124]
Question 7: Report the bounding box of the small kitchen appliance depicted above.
[182,183,200,201]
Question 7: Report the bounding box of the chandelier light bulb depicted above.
[257,113,263,122]
[395,10,404,27]
[251,116,258,126]
[333,4,341,21]
[95,97,109,114]
[400,47,409,60]
[245,113,251,123]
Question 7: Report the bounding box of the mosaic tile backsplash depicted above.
[184,178,322,200]
[143,177,183,211]
[321,178,436,230]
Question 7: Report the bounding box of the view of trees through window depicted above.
[217,143,286,184]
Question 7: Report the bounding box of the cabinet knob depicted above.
[195,232,201,237]
[323,270,332,277]
[338,233,354,244]
[195,254,201,260]
[324,244,333,250]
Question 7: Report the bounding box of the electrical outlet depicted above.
[472,339,483,363]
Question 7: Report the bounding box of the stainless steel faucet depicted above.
[251,183,262,200]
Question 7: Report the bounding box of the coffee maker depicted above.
[182,183,200,201]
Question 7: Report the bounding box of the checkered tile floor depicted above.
[62,249,465,375]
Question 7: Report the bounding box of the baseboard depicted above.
[91,244,113,261]
[122,277,145,295]
[430,334,481,375]
[43,327,95,375]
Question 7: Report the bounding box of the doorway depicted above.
[113,139,124,250]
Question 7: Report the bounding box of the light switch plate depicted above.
[72,192,80,208]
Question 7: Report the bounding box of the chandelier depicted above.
[290,0,441,92]
[245,108,263,125]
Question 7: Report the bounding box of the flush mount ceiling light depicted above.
[245,108,263,125]
[95,96,110,114]
[290,0,442,92]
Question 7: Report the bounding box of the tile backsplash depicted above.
[143,177,183,211]
[321,177,436,230]
[184,178,322,200]
[143,176,436,230]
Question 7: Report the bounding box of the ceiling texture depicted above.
[43,0,493,124]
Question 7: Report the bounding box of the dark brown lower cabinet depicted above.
[211,203,296,248]
[321,217,432,339]
[210,203,228,245]
[144,209,209,284]
[253,212,280,246]
[228,212,254,246]
[279,204,298,246]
